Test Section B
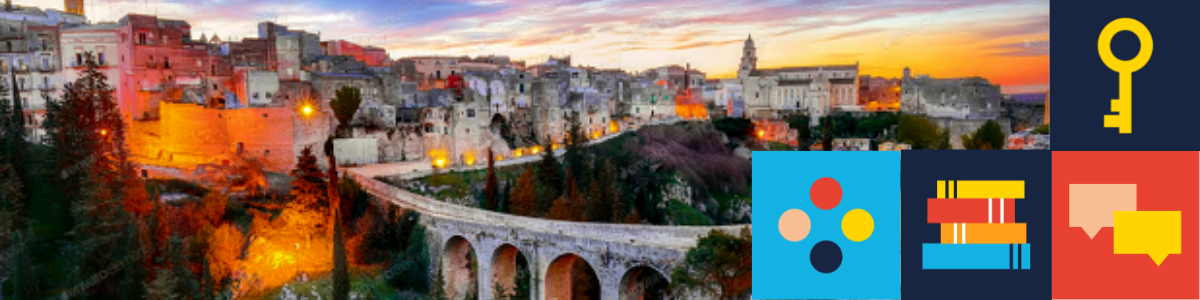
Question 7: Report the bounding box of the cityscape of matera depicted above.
[0,0,1047,299]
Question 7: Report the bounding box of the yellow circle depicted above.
[841,209,874,242]
[1098,18,1153,73]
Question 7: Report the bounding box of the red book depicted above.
[927,198,1016,224]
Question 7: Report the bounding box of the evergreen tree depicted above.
[289,146,327,210]
[563,113,589,190]
[821,116,833,151]
[47,51,141,299]
[0,158,23,240]
[587,159,615,222]
[484,148,499,211]
[508,166,537,217]
[7,230,40,300]
[0,68,29,210]
[326,137,350,300]
[535,138,562,215]
[329,86,363,137]
[548,171,582,221]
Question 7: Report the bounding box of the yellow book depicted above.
[940,223,1027,244]
[937,180,1024,199]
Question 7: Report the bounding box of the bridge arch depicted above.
[442,235,479,300]
[619,265,671,300]
[490,243,531,299]
[545,253,601,300]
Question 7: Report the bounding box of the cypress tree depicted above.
[485,148,499,211]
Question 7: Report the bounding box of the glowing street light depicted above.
[757,130,766,139]
[301,105,314,117]
[433,158,447,169]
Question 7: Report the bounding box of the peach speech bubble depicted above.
[1069,184,1137,239]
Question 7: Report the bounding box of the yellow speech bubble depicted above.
[1069,184,1138,239]
[1113,211,1181,266]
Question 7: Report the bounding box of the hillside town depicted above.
[3,1,1049,176]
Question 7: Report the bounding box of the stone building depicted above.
[858,75,901,111]
[736,35,859,124]
[0,3,85,143]
[900,70,1003,119]
[741,64,859,123]
[116,14,229,120]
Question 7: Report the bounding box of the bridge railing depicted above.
[348,170,749,249]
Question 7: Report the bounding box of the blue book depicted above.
[922,243,1031,269]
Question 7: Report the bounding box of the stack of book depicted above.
[922,180,1031,270]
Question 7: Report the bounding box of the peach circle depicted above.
[778,209,812,242]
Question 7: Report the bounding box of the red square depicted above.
[1052,151,1199,299]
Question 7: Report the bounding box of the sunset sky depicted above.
[27,0,1048,93]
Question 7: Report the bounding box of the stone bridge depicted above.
[347,170,748,300]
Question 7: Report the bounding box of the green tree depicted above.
[711,118,754,141]
[0,70,29,210]
[324,137,350,300]
[548,171,582,221]
[564,113,589,191]
[897,114,947,149]
[508,166,537,217]
[586,160,615,222]
[670,227,752,300]
[1032,124,1050,135]
[47,51,143,299]
[785,114,812,150]
[329,86,363,136]
[289,147,327,210]
[485,148,499,211]
[535,138,562,215]
[821,116,833,151]
[961,120,1006,150]
[386,211,431,294]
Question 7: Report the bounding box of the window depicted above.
[42,58,49,70]
[213,84,218,91]
[137,32,148,44]
[252,92,259,100]
[265,92,272,99]
[163,58,170,69]
[467,109,475,118]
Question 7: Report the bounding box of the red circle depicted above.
[810,177,842,210]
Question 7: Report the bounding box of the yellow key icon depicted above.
[1098,18,1153,134]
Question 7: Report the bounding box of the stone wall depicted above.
[333,138,378,166]
[148,102,300,172]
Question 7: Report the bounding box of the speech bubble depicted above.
[1113,211,1181,266]
[1069,184,1137,239]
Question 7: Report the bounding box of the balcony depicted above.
[37,65,54,73]
[38,84,55,91]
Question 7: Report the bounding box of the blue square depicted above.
[752,151,900,299]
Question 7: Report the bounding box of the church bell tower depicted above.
[738,34,758,79]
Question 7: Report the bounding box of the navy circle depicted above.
[810,240,843,273]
